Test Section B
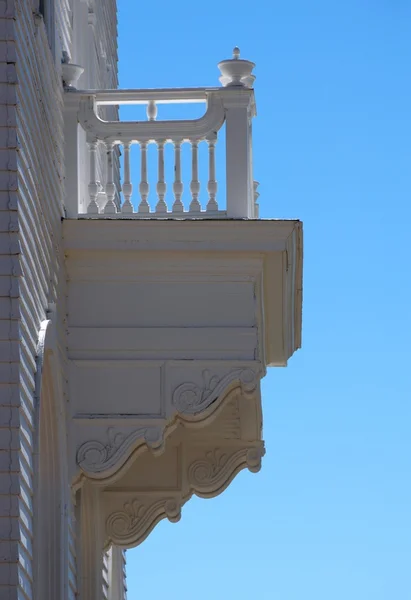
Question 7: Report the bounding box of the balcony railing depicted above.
[63,48,259,219]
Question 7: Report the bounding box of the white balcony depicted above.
[63,48,259,219]
[62,50,302,586]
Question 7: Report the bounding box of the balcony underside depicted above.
[64,218,302,547]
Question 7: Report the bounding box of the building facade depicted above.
[0,1,302,599]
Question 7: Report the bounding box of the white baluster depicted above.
[155,140,167,213]
[87,140,99,214]
[189,141,201,213]
[206,135,218,212]
[138,142,150,213]
[121,142,133,213]
[253,181,260,218]
[172,140,184,213]
[104,142,117,214]
[147,100,158,121]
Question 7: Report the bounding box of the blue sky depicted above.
[117,1,411,598]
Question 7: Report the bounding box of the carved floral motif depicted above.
[106,497,181,547]
[172,368,258,415]
[103,446,264,547]
[187,445,264,497]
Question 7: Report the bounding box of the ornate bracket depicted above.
[103,442,264,549]
[75,366,261,482]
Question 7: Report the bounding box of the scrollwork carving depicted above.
[173,368,258,416]
[106,497,181,547]
[77,426,164,475]
[188,445,265,497]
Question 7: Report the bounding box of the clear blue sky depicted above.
[117,1,411,598]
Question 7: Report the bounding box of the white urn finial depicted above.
[217,48,255,88]
[61,52,84,89]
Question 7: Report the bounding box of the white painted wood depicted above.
[223,93,254,218]
[77,389,265,550]
[121,142,133,213]
[79,482,104,600]
[155,141,167,213]
[206,135,218,212]
[33,319,69,600]
[189,141,201,212]
[146,99,157,121]
[104,142,117,214]
[172,141,184,213]
[107,546,127,600]
[67,326,258,361]
[4,5,302,596]
[87,140,99,214]
[138,142,150,213]
[94,87,211,104]
[64,107,87,218]
[7,3,72,598]
[3,1,126,598]
[69,83,256,217]
[253,180,260,218]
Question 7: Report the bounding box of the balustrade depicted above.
[64,48,259,219]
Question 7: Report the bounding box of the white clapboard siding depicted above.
[13,1,67,598]
[0,2,26,597]
[0,0,121,597]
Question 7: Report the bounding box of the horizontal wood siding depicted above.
[0,0,120,597]
[13,1,69,598]
[0,2,25,597]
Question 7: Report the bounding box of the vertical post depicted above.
[223,90,254,218]
[155,140,167,213]
[206,134,218,212]
[253,181,260,218]
[104,142,117,214]
[172,140,184,213]
[108,546,126,600]
[87,140,99,214]
[189,141,201,212]
[138,142,150,213]
[121,142,133,213]
[80,482,104,600]
[147,100,158,121]
[64,97,88,217]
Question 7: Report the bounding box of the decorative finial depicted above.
[217,48,255,88]
[61,51,84,89]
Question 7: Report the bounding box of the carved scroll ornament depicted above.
[187,445,264,498]
[106,498,181,548]
[172,367,258,416]
[77,426,164,475]
[104,444,264,548]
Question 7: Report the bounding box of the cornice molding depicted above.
[62,218,300,254]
